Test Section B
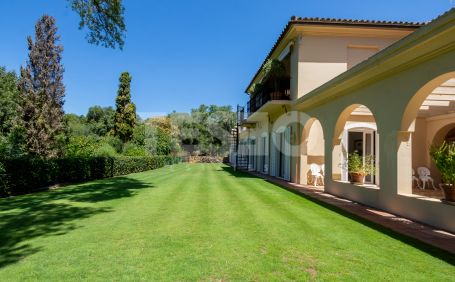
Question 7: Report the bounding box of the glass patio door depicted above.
[261,136,266,172]
[344,129,377,184]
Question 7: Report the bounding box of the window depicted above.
[346,129,377,184]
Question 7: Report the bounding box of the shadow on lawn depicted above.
[0,176,151,268]
[218,166,258,178]
[219,165,455,265]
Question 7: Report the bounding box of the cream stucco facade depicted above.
[234,10,455,233]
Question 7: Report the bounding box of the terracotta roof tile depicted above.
[289,16,425,27]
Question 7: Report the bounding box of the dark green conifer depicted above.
[113,72,136,143]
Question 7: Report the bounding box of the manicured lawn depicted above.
[0,163,454,281]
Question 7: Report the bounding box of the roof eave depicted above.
[244,19,426,94]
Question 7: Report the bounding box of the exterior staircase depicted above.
[228,105,249,170]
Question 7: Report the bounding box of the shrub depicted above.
[0,161,9,197]
[0,155,181,197]
[65,135,99,157]
[101,135,123,153]
[94,142,118,157]
[122,142,150,157]
[132,123,146,146]
[0,136,10,157]
[430,141,455,186]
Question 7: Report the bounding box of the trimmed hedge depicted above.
[0,155,181,197]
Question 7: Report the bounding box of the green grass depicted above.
[0,163,454,281]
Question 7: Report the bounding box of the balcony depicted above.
[243,58,292,122]
[247,90,290,116]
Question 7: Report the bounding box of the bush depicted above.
[122,142,150,157]
[0,161,9,197]
[94,142,118,157]
[430,141,455,186]
[65,135,99,157]
[0,136,10,157]
[0,155,181,197]
[101,135,123,153]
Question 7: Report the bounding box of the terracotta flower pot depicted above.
[440,184,455,202]
[350,172,365,184]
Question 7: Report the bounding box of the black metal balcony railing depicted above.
[247,90,290,117]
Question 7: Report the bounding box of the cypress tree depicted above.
[19,15,65,157]
[113,72,136,143]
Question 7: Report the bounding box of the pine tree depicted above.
[113,72,136,143]
[19,15,65,157]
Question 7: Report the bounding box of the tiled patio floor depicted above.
[244,170,455,254]
[413,187,443,199]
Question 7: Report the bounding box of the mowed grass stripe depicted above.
[212,167,320,281]
[205,165,455,280]
[0,163,453,281]
[130,164,223,281]
[210,166,305,280]
[13,165,197,281]
[135,165,205,280]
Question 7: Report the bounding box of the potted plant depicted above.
[250,82,263,96]
[250,82,264,109]
[347,151,375,184]
[263,59,286,100]
[430,141,455,202]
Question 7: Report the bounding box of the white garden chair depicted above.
[412,168,422,189]
[310,163,324,187]
[416,167,437,190]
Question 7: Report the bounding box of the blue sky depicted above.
[0,1,453,118]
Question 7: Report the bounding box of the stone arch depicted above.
[430,122,455,146]
[331,104,379,185]
[300,118,325,185]
[398,72,455,196]
[401,71,455,132]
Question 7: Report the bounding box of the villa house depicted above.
[232,9,455,232]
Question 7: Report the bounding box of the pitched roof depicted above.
[288,17,425,27]
[245,17,426,93]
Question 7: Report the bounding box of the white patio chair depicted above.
[416,167,437,190]
[310,163,324,187]
[412,168,422,189]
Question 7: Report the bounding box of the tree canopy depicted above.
[87,105,115,136]
[170,105,235,156]
[69,0,126,49]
